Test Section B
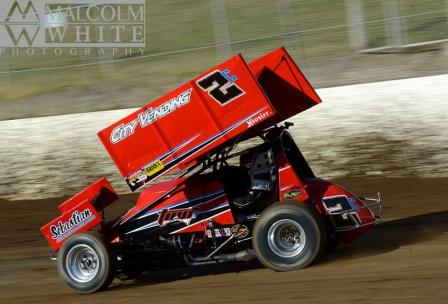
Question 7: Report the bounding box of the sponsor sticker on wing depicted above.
[127,170,147,186]
[50,208,96,243]
[144,160,164,177]
[109,89,192,144]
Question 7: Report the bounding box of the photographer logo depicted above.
[0,0,145,48]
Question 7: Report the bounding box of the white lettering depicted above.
[110,119,138,144]
[111,89,192,144]
[69,48,77,56]
[132,26,144,42]
[47,27,67,43]
[101,5,116,22]
[75,26,91,42]
[124,48,132,56]
[111,25,125,42]
[129,5,144,22]
[25,48,34,56]
[50,208,95,242]
[246,111,271,128]
[97,26,105,42]
[86,6,99,22]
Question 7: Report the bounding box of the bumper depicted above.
[324,193,383,232]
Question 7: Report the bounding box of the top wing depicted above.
[98,54,275,191]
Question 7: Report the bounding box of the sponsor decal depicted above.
[206,227,231,238]
[196,69,245,106]
[110,89,192,144]
[231,224,249,238]
[322,196,353,214]
[127,169,147,186]
[326,204,343,213]
[124,107,268,192]
[110,120,139,144]
[330,204,343,213]
[143,159,164,177]
[246,110,271,128]
[283,189,301,199]
[205,225,249,239]
[50,208,95,242]
[124,135,199,190]
[157,207,195,227]
[347,197,357,208]
[138,89,192,128]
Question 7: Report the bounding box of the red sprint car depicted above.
[41,47,382,293]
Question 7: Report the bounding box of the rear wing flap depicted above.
[40,178,118,251]
[249,47,321,124]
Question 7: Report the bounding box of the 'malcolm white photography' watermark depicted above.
[0,0,146,56]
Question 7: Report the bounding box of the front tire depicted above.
[252,201,324,271]
[57,232,116,293]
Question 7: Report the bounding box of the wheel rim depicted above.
[65,244,100,283]
[267,219,306,258]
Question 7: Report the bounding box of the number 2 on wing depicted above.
[196,70,245,105]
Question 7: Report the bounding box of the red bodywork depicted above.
[98,55,275,191]
[305,179,377,243]
[40,47,379,252]
[121,173,235,232]
[40,178,118,250]
[97,47,320,191]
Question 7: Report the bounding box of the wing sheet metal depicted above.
[249,47,321,124]
[98,55,275,191]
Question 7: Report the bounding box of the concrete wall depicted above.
[0,74,446,201]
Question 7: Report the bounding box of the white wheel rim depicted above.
[65,244,100,283]
[267,219,306,258]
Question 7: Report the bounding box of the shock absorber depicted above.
[208,220,217,249]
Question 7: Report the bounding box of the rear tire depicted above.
[252,201,324,271]
[57,232,116,293]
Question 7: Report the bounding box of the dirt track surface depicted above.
[1,178,448,303]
